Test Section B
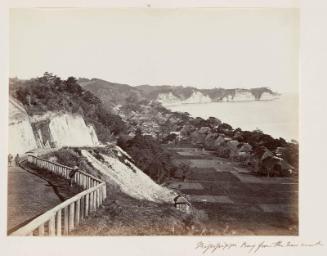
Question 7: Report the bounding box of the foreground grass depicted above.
[70,192,203,236]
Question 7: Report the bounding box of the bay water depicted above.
[167,93,298,141]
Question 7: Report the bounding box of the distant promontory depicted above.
[78,78,280,106]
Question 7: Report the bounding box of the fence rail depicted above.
[11,155,107,236]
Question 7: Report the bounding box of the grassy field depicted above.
[70,192,204,236]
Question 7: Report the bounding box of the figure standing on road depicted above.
[69,166,79,187]
[14,154,20,166]
[8,154,13,167]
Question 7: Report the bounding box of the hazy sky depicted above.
[10,8,299,92]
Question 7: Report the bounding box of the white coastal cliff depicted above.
[157,89,279,105]
[9,99,100,154]
[31,112,100,148]
[157,92,180,105]
[157,91,212,106]
[182,91,212,104]
[9,98,38,154]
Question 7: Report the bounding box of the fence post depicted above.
[99,187,103,205]
[94,191,97,210]
[96,189,100,208]
[69,203,75,232]
[94,190,98,209]
[56,209,62,236]
[74,172,78,183]
[76,199,80,226]
[85,194,89,217]
[103,185,107,200]
[38,223,45,236]
[83,176,86,189]
[12,156,107,236]
[80,195,85,220]
[64,206,69,235]
[90,192,94,212]
[49,216,56,236]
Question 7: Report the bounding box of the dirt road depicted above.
[7,165,62,233]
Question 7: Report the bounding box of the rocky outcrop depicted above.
[31,112,100,148]
[9,99,100,154]
[155,87,278,105]
[181,91,212,104]
[9,98,38,154]
[250,88,279,101]
[157,90,212,106]
[157,92,180,105]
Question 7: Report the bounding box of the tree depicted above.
[64,76,82,94]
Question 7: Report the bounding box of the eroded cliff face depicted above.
[31,112,100,148]
[182,91,212,104]
[9,99,100,154]
[9,99,38,154]
[80,146,178,203]
[157,92,180,105]
[157,91,212,106]
[156,88,278,105]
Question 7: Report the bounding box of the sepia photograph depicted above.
[6,6,300,237]
[3,0,327,255]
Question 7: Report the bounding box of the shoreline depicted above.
[165,94,298,142]
[161,97,281,107]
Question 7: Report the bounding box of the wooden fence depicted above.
[11,155,107,236]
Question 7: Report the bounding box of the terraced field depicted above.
[166,146,298,235]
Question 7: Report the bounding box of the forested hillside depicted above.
[10,73,126,142]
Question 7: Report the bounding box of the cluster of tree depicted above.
[117,129,177,183]
[10,73,189,183]
[161,113,298,175]
[10,73,126,142]
[78,78,146,110]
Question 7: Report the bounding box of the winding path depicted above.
[7,165,62,233]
